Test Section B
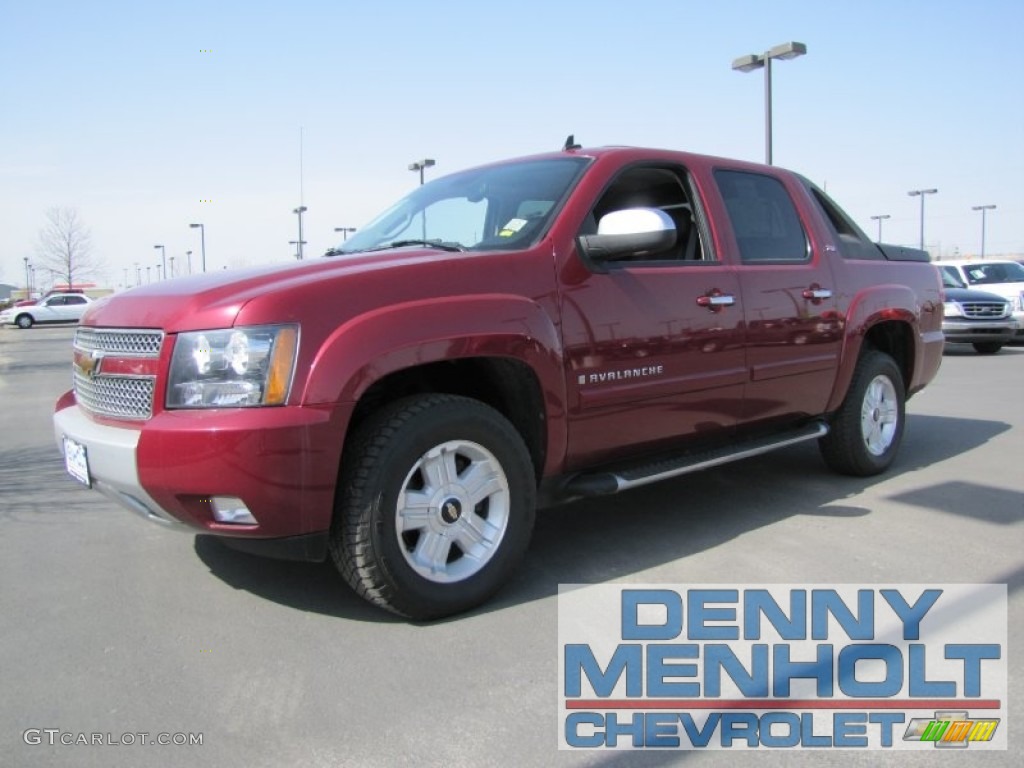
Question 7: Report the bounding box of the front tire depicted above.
[330,394,536,620]
[819,350,905,476]
[972,341,1003,355]
[16,314,33,329]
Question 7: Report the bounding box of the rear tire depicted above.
[972,342,1003,355]
[819,350,905,476]
[330,394,536,620]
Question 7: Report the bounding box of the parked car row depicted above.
[0,293,93,328]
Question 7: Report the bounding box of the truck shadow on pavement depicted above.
[193,412,1013,623]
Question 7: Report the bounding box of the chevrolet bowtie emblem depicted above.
[74,349,104,379]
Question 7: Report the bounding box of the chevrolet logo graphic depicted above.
[74,349,105,379]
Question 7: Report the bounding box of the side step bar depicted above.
[563,421,829,497]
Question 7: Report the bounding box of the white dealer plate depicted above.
[63,436,91,487]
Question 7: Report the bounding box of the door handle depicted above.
[696,293,736,310]
[802,288,833,302]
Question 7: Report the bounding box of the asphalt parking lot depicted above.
[1,325,1021,767]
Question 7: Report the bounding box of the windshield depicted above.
[959,261,1024,285]
[940,267,966,289]
[334,157,588,255]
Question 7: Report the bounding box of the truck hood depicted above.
[81,249,473,332]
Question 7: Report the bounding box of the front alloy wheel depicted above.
[330,394,536,620]
[396,439,511,584]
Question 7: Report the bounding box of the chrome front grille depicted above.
[75,327,164,356]
[73,328,164,420]
[961,301,1010,319]
[73,373,157,419]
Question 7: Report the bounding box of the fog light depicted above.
[211,496,257,525]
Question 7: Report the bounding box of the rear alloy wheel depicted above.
[972,342,1003,355]
[330,394,536,620]
[16,314,33,329]
[820,349,905,476]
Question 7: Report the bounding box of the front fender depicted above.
[300,293,567,465]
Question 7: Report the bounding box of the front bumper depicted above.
[53,397,352,552]
[942,319,1016,345]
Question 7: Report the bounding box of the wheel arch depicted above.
[347,357,548,484]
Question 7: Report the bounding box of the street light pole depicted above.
[23,256,30,299]
[869,214,891,243]
[135,263,141,286]
[186,250,193,274]
[154,245,166,279]
[408,158,435,186]
[907,189,938,251]
[189,223,207,272]
[292,206,308,260]
[731,42,807,165]
[334,227,356,241]
[971,204,996,259]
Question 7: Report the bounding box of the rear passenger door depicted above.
[713,169,841,426]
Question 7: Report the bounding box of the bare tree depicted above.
[36,207,104,289]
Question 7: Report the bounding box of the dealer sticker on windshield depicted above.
[63,436,91,487]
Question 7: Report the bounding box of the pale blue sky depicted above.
[2,0,1022,287]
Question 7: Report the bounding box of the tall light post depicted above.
[153,244,166,279]
[334,226,356,241]
[186,250,193,274]
[907,188,938,250]
[156,263,163,281]
[292,206,308,260]
[146,266,152,283]
[169,255,176,277]
[971,204,996,259]
[408,158,435,185]
[23,256,30,299]
[731,42,807,165]
[289,240,305,261]
[870,214,891,243]
[189,223,207,272]
[135,262,141,286]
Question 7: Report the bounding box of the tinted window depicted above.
[65,296,87,305]
[715,170,808,263]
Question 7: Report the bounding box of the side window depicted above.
[584,165,709,264]
[715,170,808,263]
[66,296,87,305]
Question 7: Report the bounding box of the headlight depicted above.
[167,325,298,408]
[942,302,962,319]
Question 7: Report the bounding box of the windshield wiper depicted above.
[369,239,466,253]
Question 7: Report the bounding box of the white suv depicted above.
[936,260,1024,340]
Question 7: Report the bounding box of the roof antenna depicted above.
[563,134,581,151]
